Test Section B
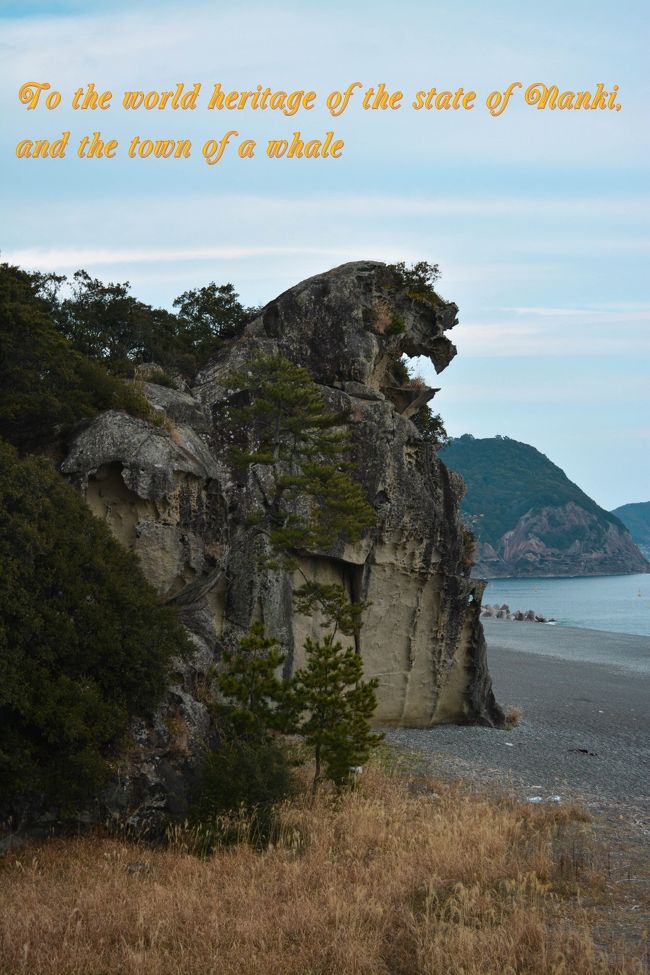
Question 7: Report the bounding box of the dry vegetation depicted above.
[0,760,646,975]
[504,704,525,729]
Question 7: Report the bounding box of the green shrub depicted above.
[0,441,190,815]
[140,366,177,389]
[413,405,449,447]
[389,357,411,385]
[191,737,294,846]
[361,306,378,328]
[385,261,441,303]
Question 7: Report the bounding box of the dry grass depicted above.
[504,704,524,729]
[0,762,645,975]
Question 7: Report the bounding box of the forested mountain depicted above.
[612,501,650,558]
[440,435,648,577]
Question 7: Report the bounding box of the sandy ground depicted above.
[387,620,650,817]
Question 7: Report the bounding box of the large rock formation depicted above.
[61,261,503,830]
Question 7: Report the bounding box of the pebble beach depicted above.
[388,619,650,815]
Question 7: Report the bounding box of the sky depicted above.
[1,0,648,510]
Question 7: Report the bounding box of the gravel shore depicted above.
[387,620,650,816]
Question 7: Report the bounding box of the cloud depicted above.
[434,376,650,404]
[504,304,650,317]
[444,314,650,357]
[3,244,353,267]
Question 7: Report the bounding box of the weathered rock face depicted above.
[476,501,648,578]
[61,261,503,830]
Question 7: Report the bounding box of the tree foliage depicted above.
[0,262,257,452]
[216,622,288,737]
[174,281,258,358]
[220,353,382,792]
[440,434,624,550]
[0,263,153,452]
[291,636,383,793]
[612,501,650,549]
[54,272,256,376]
[226,353,376,564]
[413,404,449,448]
[0,441,190,814]
[54,271,177,376]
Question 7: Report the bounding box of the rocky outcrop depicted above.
[481,604,554,623]
[480,501,648,578]
[61,261,503,831]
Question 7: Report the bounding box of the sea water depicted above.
[484,573,650,638]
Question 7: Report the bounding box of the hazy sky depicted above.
[1,0,648,509]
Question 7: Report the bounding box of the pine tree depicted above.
[293,581,368,639]
[226,353,375,565]
[217,622,288,738]
[199,624,294,840]
[222,353,382,791]
[291,636,383,794]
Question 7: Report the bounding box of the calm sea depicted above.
[483,573,650,638]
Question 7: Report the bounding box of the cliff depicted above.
[440,435,649,578]
[61,261,503,830]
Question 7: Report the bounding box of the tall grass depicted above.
[0,763,644,975]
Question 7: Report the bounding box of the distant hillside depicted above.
[612,501,650,558]
[439,435,649,578]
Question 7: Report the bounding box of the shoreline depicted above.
[387,621,650,814]
[481,573,650,639]
[481,571,650,581]
[481,617,650,674]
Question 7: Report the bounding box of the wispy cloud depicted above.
[505,304,650,316]
[2,244,352,267]
[503,304,650,322]
[450,316,650,357]
[9,192,650,222]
